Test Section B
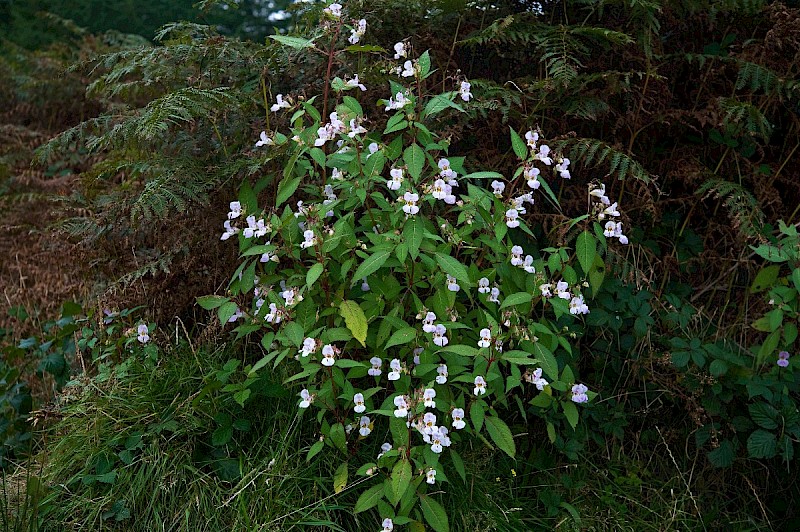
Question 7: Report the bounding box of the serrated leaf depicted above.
[283,321,304,348]
[334,462,348,493]
[499,292,532,309]
[484,415,516,458]
[749,402,779,430]
[423,94,464,118]
[419,494,449,532]
[340,300,368,347]
[750,265,780,293]
[404,217,424,259]
[532,343,558,381]
[212,425,233,446]
[275,175,301,207]
[217,302,238,324]
[747,429,777,459]
[352,248,391,285]
[307,263,324,288]
[707,440,735,468]
[510,127,527,160]
[562,400,579,430]
[418,50,432,78]
[576,231,597,275]
[385,327,417,349]
[434,252,470,286]
[197,295,229,310]
[269,35,315,48]
[355,484,384,513]
[404,143,425,180]
[329,423,347,453]
[462,171,504,179]
[390,460,412,505]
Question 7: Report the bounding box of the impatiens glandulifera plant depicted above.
[197,2,631,529]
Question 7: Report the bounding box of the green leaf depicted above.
[439,344,478,357]
[340,300,368,347]
[352,248,392,285]
[404,217,424,260]
[269,35,315,49]
[275,175,301,207]
[707,440,735,468]
[212,425,233,446]
[747,429,777,459]
[484,415,516,458]
[462,171,504,180]
[419,494,449,532]
[418,50,432,78]
[510,127,527,160]
[562,401,579,430]
[434,252,471,286]
[307,263,324,288]
[470,402,485,432]
[750,265,780,293]
[708,359,728,377]
[283,322,304,348]
[217,302,238,324]
[575,231,597,275]
[532,343,558,381]
[404,143,425,180]
[354,484,384,513]
[329,423,347,453]
[306,440,324,462]
[423,94,464,118]
[197,295,229,310]
[749,402,779,430]
[385,327,417,349]
[390,460,412,505]
[334,462,348,493]
[499,292,532,309]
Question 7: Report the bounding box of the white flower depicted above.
[522,255,536,274]
[344,74,367,91]
[556,281,571,300]
[423,388,436,408]
[385,91,411,111]
[540,283,552,298]
[321,344,336,366]
[420,412,438,436]
[510,245,524,266]
[446,274,460,292]
[603,220,616,238]
[387,167,404,191]
[401,60,416,77]
[488,286,501,303]
[436,364,448,384]
[422,312,437,333]
[388,358,402,381]
[525,367,549,390]
[352,393,366,413]
[323,3,342,17]
[393,395,409,418]
[300,229,317,249]
[368,142,379,156]
[220,220,239,241]
[402,191,419,215]
[348,19,367,44]
[228,309,243,323]
[299,389,313,408]
[227,201,242,220]
[265,303,282,324]
[359,416,372,437]
[452,408,465,430]
[525,165,541,189]
[571,383,589,404]
[361,278,370,292]
[590,183,609,204]
[426,469,437,484]
[525,130,539,150]
[474,375,487,396]
[478,328,492,348]
[281,287,302,306]
[270,94,291,113]
[505,208,520,228]
[491,180,505,197]
[382,517,394,532]
[348,118,367,138]
[535,144,552,165]
[569,294,590,315]
[137,324,150,343]
[413,347,423,365]
[377,442,392,460]
[368,356,382,376]
[431,178,448,200]
[256,131,274,148]
[393,41,407,59]
[555,157,571,179]
[427,426,451,453]
[478,277,490,294]
[438,158,457,182]
[300,337,316,357]
[459,80,472,102]
[599,202,620,220]
[432,324,448,347]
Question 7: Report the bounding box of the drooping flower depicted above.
[590,183,610,204]
[393,395,409,417]
[367,142,379,156]
[478,328,492,348]
[423,388,436,408]
[526,367,549,391]
[474,375,487,396]
[402,191,420,215]
[459,81,472,102]
[137,324,150,343]
[220,220,239,241]
[569,294,590,315]
[256,131,274,148]
[377,442,392,460]
[438,158,457,182]
[426,426,451,453]
[525,165,541,189]
[353,393,366,413]
[540,283,552,298]
[778,351,791,368]
[300,338,316,357]
[478,277,490,294]
[361,278,370,292]
[491,180,505,197]
[426,469,437,484]
[505,208,520,228]
[422,311,437,333]
[488,287,501,303]
[385,91,412,111]
[420,412,437,435]
[555,157,571,179]
[393,42,407,59]
[525,130,539,151]
[382,517,394,532]
[387,167,404,191]
[432,324,449,347]
[522,255,536,274]
[321,344,336,367]
[368,356,383,376]
[359,416,372,437]
[556,281,571,300]
[401,60,416,77]
[265,303,282,324]
[299,389,313,408]
[300,229,317,250]
[510,245,524,266]
[446,274,460,292]
[344,74,367,91]
[436,364,448,384]
[323,3,342,17]
[348,19,367,44]
[388,358,402,381]
[571,383,589,404]
[535,144,552,165]
[452,408,465,430]
[227,201,242,220]
[270,94,291,113]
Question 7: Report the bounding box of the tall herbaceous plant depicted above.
[199,2,631,529]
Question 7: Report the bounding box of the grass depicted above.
[0,341,783,531]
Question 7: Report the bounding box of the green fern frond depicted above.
[697,178,764,237]
[558,138,655,183]
[718,97,772,142]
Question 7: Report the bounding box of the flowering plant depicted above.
[197,3,632,528]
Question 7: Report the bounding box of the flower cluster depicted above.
[590,183,628,244]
